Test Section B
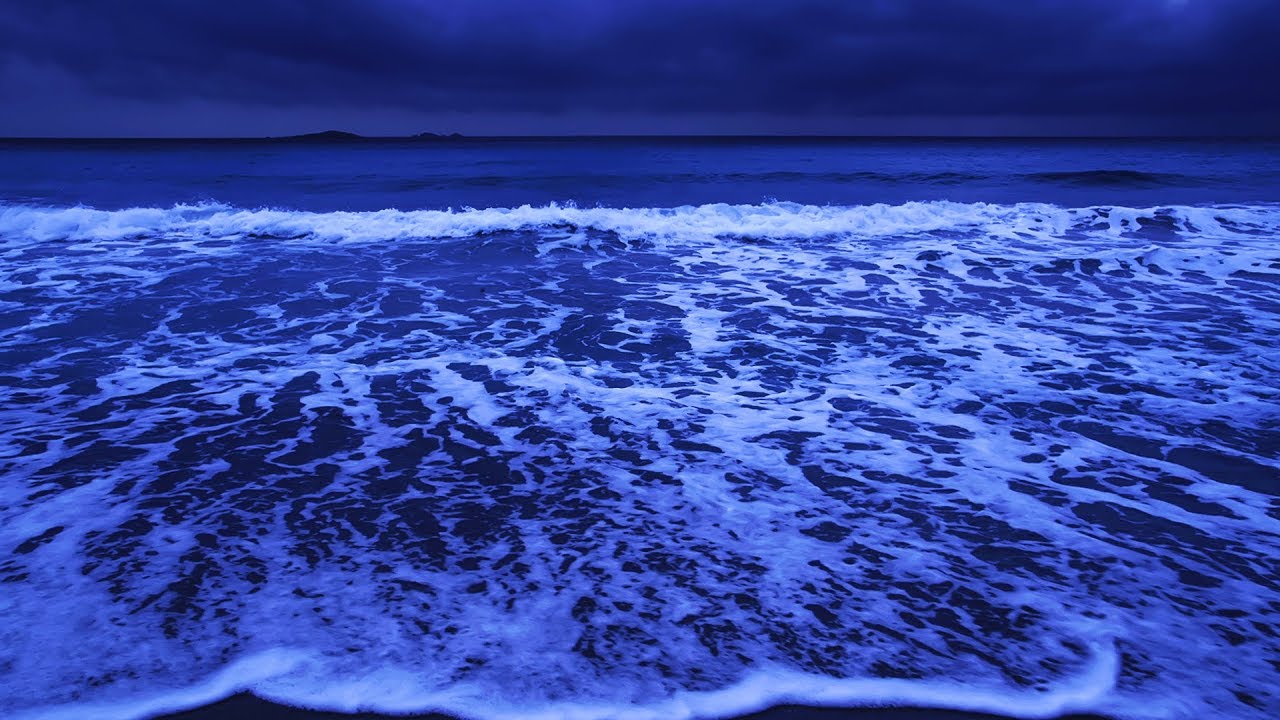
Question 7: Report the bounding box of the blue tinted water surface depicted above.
[1,138,1278,720]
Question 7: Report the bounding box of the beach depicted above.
[3,138,1277,720]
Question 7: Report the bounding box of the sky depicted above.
[0,0,1277,137]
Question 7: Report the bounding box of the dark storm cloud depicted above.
[1,0,1277,132]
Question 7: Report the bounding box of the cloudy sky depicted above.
[0,0,1276,136]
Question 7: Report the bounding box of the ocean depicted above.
[0,138,1277,720]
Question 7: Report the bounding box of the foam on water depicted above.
[1,201,1277,720]
[2,199,1277,245]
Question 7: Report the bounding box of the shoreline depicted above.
[158,693,1114,720]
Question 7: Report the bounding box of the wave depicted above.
[722,170,985,184]
[19,643,1122,720]
[1023,170,1196,188]
[1,200,1277,245]
[379,170,987,194]
[4,196,1277,720]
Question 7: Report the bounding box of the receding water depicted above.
[1,140,1278,720]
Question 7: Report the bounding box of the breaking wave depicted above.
[1,200,1278,720]
[2,199,1278,245]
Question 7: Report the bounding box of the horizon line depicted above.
[2,132,1278,142]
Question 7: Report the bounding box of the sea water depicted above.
[0,139,1277,719]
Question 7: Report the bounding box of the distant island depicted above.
[271,130,466,143]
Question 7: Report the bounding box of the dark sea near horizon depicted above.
[3,136,1280,211]
[0,138,1277,720]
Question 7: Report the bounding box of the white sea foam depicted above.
[1,200,1277,720]
[2,200,1278,245]
[11,650,310,720]
[14,643,1123,720]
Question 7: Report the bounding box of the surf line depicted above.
[17,641,1124,720]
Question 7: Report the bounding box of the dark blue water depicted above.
[2,137,1278,210]
[1,139,1278,720]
